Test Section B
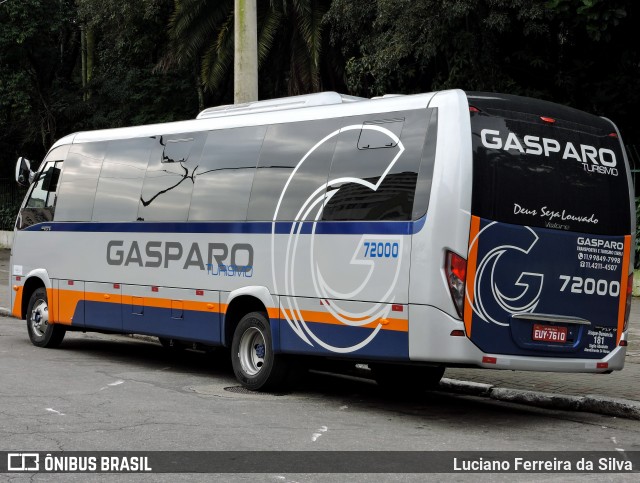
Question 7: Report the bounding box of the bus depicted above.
[10,89,635,391]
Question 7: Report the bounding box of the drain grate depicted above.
[223,386,288,396]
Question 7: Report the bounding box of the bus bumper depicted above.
[408,304,626,372]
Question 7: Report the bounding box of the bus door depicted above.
[464,93,633,361]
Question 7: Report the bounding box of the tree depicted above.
[326,0,550,96]
[162,0,337,100]
[0,0,200,178]
[325,0,640,144]
[234,0,258,103]
[544,0,640,144]
[0,0,79,172]
[75,0,199,128]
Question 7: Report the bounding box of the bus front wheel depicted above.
[26,288,66,348]
[231,312,294,391]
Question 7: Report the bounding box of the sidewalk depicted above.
[1,247,639,418]
[441,304,640,418]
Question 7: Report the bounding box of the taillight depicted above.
[624,273,633,332]
[445,250,467,319]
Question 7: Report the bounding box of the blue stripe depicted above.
[24,216,427,236]
[277,319,409,361]
[78,301,222,344]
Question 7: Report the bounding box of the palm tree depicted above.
[234,0,258,103]
[161,0,330,101]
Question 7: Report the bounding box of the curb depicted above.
[438,377,640,420]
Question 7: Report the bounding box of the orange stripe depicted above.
[57,289,84,325]
[216,302,276,319]
[56,289,224,321]
[616,235,631,344]
[464,215,481,337]
[281,307,408,332]
[84,291,122,305]
[105,293,221,313]
[35,288,405,333]
[12,285,23,319]
[47,287,56,324]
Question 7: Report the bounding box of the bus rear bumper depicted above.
[408,304,626,372]
[478,345,626,373]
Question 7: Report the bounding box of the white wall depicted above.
[0,231,13,249]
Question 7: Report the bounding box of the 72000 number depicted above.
[363,242,399,258]
[559,275,620,297]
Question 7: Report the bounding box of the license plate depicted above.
[532,324,567,343]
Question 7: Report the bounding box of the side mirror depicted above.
[15,157,34,187]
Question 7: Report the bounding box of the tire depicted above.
[26,287,66,348]
[231,311,297,391]
[371,363,444,395]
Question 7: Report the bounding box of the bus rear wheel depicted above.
[371,363,444,395]
[231,312,295,391]
[26,288,66,348]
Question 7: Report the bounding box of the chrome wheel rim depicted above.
[30,298,49,338]
[238,326,266,376]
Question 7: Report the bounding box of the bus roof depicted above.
[50,90,451,150]
[466,91,616,134]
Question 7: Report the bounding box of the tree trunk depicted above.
[234,0,258,103]
[195,59,205,112]
[86,27,95,84]
[81,25,87,99]
[81,25,95,101]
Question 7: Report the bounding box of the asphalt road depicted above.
[1,315,639,481]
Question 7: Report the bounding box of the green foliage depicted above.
[0,206,17,231]
[75,0,199,129]
[325,0,640,146]
[0,0,78,174]
[0,0,199,180]
[326,0,550,96]
[0,0,638,173]
[0,176,24,233]
[548,0,627,41]
[163,0,341,97]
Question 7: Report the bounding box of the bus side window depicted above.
[18,160,62,230]
[92,138,153,222]
[246,119,338,221]
[188,126,266,221]
[322,111,426,221]
[55,142,107,222]
[138,133,205,222]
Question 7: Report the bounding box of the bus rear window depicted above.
[470,109,631,236]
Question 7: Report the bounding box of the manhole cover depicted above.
[223,386,288,396]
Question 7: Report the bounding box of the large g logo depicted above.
[468,222,544,326]
[272,125,405,353]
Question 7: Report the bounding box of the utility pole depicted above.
[234,0,258,103]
